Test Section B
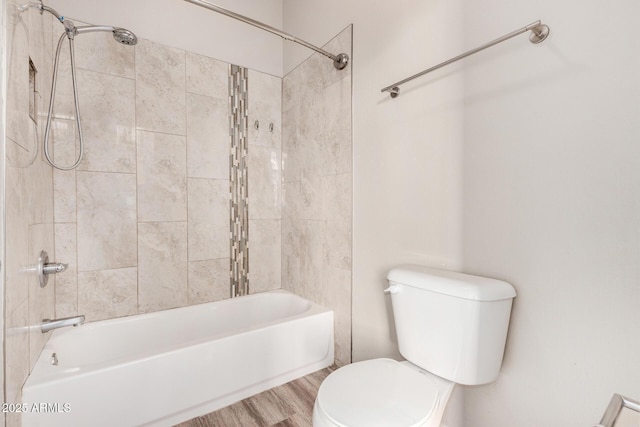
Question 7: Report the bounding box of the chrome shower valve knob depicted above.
[42,262,68,275]
[37,250,68,288]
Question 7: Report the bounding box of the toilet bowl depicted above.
[312,265,517,427]
[313,359,455,427]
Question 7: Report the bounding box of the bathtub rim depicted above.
[25,289,332,388]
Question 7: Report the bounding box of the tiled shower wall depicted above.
[4,3,56,423]
[51,29,282,321]
[282,27,353,366]
[4,10,349,421]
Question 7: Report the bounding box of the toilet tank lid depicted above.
[387,265,516,301]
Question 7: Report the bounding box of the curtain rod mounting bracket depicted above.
[333,53,349,70]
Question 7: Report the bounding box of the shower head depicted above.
[112,28,138,45]
[74,25,138,45]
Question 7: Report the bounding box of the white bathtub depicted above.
[22,290,334,427]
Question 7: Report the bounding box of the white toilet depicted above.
[313,265,517,427]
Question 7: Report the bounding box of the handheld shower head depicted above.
[38,0,139,171]
[112,28,138,45]
[74,25,138,45]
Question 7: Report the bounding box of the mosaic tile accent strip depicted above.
[229,65,250,297]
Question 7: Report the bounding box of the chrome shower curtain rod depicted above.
[183,0,349,70]
[381,20,550,98]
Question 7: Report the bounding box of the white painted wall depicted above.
[284,0,640,426]
[48,0,283,76]
[460,0,640,425]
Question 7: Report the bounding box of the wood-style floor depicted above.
[175,366,336,427]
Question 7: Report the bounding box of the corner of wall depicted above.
[0,0,7,423]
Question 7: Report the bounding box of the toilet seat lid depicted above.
[316,359,440,427]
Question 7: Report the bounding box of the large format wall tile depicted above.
[73,30,135,79]
[188,258,230,304]
[25,146,54,226]
[248,144,281,220]
[135,38,186,135]
[5,165,29,312]
[322,266,352,367]
[78,268,138,322]
[77,171,137,271]
[54,223,78,318]
[186,93,229,180]
[249,219,281,293]
[186,52,228,100]
[52,174,76,223]
[138,222,188,313]
[281,182,301,295]
[322,77,352,176]
[299,173,324,221]
[322,173,352,270]
[137,130,187,222]
[248,70,282,149]
[75,69,136,173]
[298,220,324,304]
[188,178,230,261]
[247,69,282,294]
[282,53,324,114]
[281,106,300,183]
[281,217,301,293]
[52,119,77,222]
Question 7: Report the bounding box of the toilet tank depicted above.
[387,265,516,385]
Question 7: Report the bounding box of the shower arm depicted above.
[19,1,77,36]
[38,3,64,22]
[75,25,119,35]
[183,0,349,70]
[19,1,63,21]
[22,2,133,39]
